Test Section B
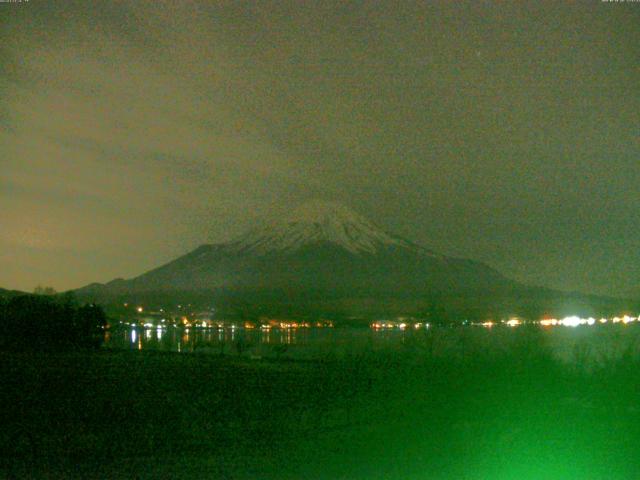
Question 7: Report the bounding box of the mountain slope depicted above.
[228,201,422,255]
[76,201,636,319]
[82,201,508,294]
[0,287,26,299]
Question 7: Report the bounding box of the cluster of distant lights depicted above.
[128,304,638,331]
[122,317,333,330]
[125,304,335,330]
[469,315,638,328]
[370,315,639,330]
[371,322,430,330]
[535,315,638,328]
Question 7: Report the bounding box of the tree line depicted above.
[0,291,107,351]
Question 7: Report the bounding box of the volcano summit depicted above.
[77,201,628,320]
[229,201,422,255]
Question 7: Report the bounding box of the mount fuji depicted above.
[228,201,426,256]
[77,201,630,320]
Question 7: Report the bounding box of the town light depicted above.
[560,316,582,327]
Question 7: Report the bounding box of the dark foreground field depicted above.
[2,330,640,479]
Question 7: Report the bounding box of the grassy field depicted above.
[1,328,640,479]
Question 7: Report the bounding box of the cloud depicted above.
[1,1,639,294]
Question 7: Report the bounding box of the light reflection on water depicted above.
[104,323,640,365]
[108,326,377,355]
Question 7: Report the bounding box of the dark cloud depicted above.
[1,0,639,295]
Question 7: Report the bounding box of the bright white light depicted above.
[560,316,582,327]
[136,306,143,313]
[599,318,608,324]
[540,319,558,327]
[506,318,520,327]
[587,317,596,326]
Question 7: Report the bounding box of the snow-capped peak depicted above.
[228,200,414,255]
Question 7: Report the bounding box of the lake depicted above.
[104,322,640,366]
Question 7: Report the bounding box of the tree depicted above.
[0,294,107,351]
[33,285,57,296]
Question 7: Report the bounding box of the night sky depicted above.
[1,1,639,296]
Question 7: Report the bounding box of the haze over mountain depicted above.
[3,3,638,296]
[77,201,635,321]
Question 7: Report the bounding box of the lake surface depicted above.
[104,322,640,365]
